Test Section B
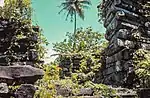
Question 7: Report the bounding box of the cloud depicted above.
[43,48,58,64]
[0,0,4,7]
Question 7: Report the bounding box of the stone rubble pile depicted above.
[56,86,150,98]
[97,0,150,87]
[0,17,43,98]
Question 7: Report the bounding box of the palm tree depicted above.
[58,0,91,34]
[58,0,91,51]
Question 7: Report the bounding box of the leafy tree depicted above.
[53,27,108,83]
[34,28,115,98]
[0,0,31,20]
[53,27,107,53]
[133,49,150,88]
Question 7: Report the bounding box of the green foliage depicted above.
[58,0,91,21]
[83,81,115,97]
[69,52,103,84]
[0,0,48,66]
[53,27,107,53]
[35,27,112,97]
[53,27,107,82]
[34,64,60,98]
[34,63,114,98]
[0,0,31,20]
[133,49,150,88]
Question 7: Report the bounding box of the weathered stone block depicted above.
[104,62,123,76]
[106,18,139,33]
[104,9,142,28]
[106,49,132,64]
[137,88,150,98]
[0,83,10,98]
[0,83,8,94]
[77,88,94,96]
[56,87,72,97]
[101,0,143,18]
[112,39,136,49]
[105,43,124,56]
[123,60,133,71]
[14,84,36,98]
[111,87,137,98]
[141,43,150,50]
[0,65,44,85]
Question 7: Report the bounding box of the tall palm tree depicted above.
[58,0,91,34]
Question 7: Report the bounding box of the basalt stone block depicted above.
[111,38,136,49]
[111,87,137,98]
[56,87,72,97]
[106,60,124,68]
[110,29,134,41]
[103,72,125,86]
[10,62,35,66]
[0,83,9,98]
[137,88,150,98]
[106,16,140,33]
[104,9,143,28]
[106,49,132,64]
[104,63,123,75]
[123,60,134,71]
[105,28,137,41]
[138,36,150,44]
[14,84,36,98]
[82,96,101,98]
[140,43,150,50]
[100,0,143,18]
[28,50,38,61]
[102,74,113,85]
[77,88,94,96]
[106,63,114,69]
[0,65,44,85]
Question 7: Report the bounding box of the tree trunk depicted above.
[73,12,77,51]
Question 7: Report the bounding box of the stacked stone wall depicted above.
[98,0,150,87]
[0,18,43,98]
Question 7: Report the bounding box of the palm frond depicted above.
[79,0,92,5]
[59,0,91,21]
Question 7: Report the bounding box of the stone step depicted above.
[0,65,44,85]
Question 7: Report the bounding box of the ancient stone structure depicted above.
[97,0,150,87]
[59,54,82,78]
[0,17,43,98]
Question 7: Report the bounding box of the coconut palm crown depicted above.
[58,0,91,34]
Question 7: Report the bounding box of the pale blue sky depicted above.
[32,0,105,48]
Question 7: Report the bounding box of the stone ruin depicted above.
[97,0,150,90]
[59,54,83,78]
[0,17,43,98]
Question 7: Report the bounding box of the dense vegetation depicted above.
[0,0,150,98]
[0,0,48,66]
[34,27,116,98]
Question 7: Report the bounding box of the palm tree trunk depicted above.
[73,12,77,51]
[74,12,77,35]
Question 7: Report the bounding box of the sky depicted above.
[32,0,105,48]
[32,0,105,62]
[0,0,4,7]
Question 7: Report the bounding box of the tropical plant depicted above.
[0,0,32,20]
[133,49,150,88]
[58,0,91,34]
[58,0,91,50]
[53,27,106,53]
[34,64,60,98]
[53,27,108,82]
